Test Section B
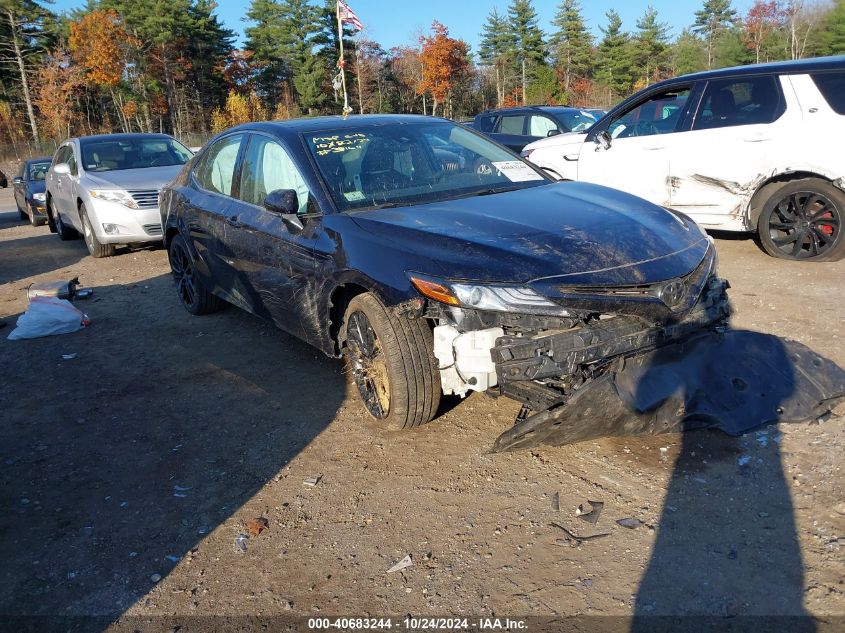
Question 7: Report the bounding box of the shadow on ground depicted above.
[631,335,815,631]
[0,273,347,624]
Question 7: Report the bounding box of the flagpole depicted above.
[336,2,351,118]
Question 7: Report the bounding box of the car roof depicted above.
[26,156,52,164]
[654,55,845,87]
[231,114,447,136]
[75,133,176,146]
[476,105,582,116]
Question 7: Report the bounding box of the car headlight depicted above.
[409,274,569,316]
[90,189,138,209]
[32,192,46,202]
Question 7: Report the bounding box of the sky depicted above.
[49,0,758,52]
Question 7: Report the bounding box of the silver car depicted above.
[46,133,193,257]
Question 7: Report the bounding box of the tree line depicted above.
[1,0,844,156]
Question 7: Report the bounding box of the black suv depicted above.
[471,106,598,152]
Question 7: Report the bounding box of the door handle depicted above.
[743,136,771,142]
[225,215,242,228]
[643,145,665,150]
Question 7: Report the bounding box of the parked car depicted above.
[13,157,51,226]
[584,108,608,120]
[470,106,598,152]
[520,56,845,261]
[45,133,193,257]
[160,115,730,444]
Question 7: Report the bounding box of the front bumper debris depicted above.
[492,329,845,452]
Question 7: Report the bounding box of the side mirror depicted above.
[52,163,70,175]
[264,189,304,232]
[594,130,612,151]
[13,176,23,185]
[546,129,561,137]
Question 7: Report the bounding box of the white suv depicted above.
[521,56,845,261]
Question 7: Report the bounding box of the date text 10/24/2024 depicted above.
[308,617,527,630]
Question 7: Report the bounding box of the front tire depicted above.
[757,178,845,262]
[80,203,115,258]
[168,234,223,315]
[342,292,440,431]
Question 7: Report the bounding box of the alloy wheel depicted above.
[346,310,391,419]
[169,241,199,311]
[767,190,840,259]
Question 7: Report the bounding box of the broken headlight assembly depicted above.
[408,273,570,317]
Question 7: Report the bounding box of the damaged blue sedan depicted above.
[160,115,845,450]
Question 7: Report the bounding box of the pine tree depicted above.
[634,6,670,85]
[817,0,845,55]
[479,8,516,106]
[671,29,707,75]
[595,10,633,99]
[550,0,593,98]
[693,0,738,69]
[293,50,326,114]
[506,0,545,104]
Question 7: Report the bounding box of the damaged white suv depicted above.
[521,56,845,261]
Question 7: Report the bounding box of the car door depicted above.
[187,133,249,307]
[50,145,75,216]
[491,113,529,152]
[668,75,794,229]
[577,84,694,206]
[13,163,26,210]
[229,132,319,340]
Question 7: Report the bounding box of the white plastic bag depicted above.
[7,296,89,340]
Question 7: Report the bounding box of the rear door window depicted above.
[811,72,845,114]
[497,115,526,135]
[693,76,784,130]
[476,115,497,133]
[195,134,244,196]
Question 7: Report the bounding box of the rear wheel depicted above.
[342,292,440,431]
[168,233,223,315]
[80,203,115,258]
[757,178,845,262]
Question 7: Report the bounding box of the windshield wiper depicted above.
[472,185,524,197]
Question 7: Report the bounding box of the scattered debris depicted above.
[62,353,77,360]
[7,296,90,340]
[386,554,413,573]
[303,475,322,487]
[150,574,162,583]
[165,555,180,563]
[246,517,270,537]
[551,522,610,544]
[173,485,192,492]
[659,447,669,461]
[575,500,604,525]
[551,492,560,512]
[581,578,593,588]
[234,534,248,554]
[616,518,643,529]
[737,455,752,467]
[27,278,81,301]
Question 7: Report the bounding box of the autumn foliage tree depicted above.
[34,50,85,141]
[418,21,469,117]
[743,1,781,63]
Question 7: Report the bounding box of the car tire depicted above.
[79,204,115,258]
[342,292,441,431]
[45,197,58,233]
[54,205,79,240]
[757,178,845,262]
[29,208,43,227]
[168,233,223,315]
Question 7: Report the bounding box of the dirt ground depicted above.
[1,186,844,630]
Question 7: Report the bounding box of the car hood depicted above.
[82,165,184,190]
[350,182,710,286]
[523,131,586,154]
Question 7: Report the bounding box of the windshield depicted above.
[554,109,597,132]
[81,137,192,172]
[27,161,50,181]
[304,121,548,212]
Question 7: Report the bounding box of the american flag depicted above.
[337,0,363,30]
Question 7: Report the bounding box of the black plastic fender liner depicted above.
[492,330,845,452]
